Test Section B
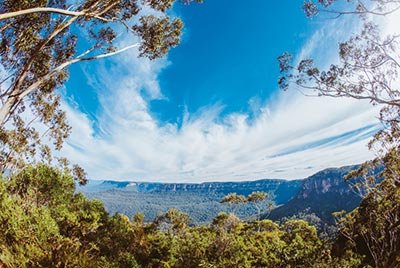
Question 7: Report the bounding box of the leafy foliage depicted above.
[0,164,108,267]
[220,192,248,205]
[334,164,400,268]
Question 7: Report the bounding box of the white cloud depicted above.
[59,11,390,182]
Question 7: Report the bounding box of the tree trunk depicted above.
[0,96,16,125]
[0,7,84,20]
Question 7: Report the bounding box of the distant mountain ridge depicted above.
[79,178,303,205]
[79,165,369,226]
[78,178,303,224]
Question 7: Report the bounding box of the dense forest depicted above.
[1,0,400,267]
[1,164,400,267]
[78,178,302,225]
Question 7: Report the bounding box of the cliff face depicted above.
[136,180,302,205]
[268,165,362,224]
[297,166,358,198]
[78,165,370,225]
[80,179,303,205]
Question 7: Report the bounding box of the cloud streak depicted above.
[59,11,386,182]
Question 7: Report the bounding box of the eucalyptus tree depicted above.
[247,191,273,223]
[278,0,400,183]
[154,208,192,236]
[278,1,400,266]
[291,0,400,205]
[221,191,272,225]
[220,192,247,215]
[334,173,400,267]
[0,0,201,178]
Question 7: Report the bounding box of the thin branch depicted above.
[92,1,118,16]
[76,46,97,58]
[90,15,135,34]
[0,21,12,31]
[319,91,400,106]
[347,58,393,70]
[19,43,139,101]
[319,4,400,17]
[301,70,400,106]
[0,73,13,86]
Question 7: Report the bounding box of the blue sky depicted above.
[68,1,313,125]
[59,0,388,182]
[155,1,310,122]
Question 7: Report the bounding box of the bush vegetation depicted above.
[1,164,399,267]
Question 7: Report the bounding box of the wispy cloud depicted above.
[59,12,387,182]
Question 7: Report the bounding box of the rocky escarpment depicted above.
[79,178,303,205]
[268,165,362,224]
[298,166,359,198]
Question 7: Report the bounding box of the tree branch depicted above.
[0,43,139,125]
[319,4,400,18]
[19,43,140,100]
[0,7,85,20]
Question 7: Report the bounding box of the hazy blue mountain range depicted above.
[78,165,365,226]
[78,179,303,224]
